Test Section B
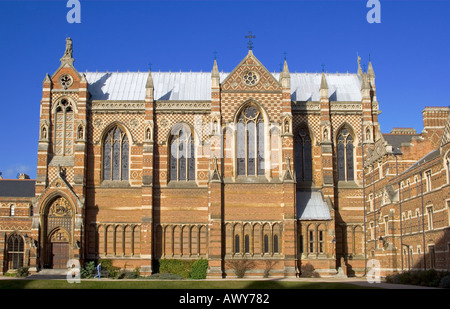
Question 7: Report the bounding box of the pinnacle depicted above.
[320,72,328,90]
[212,59,219,77]
[145,69,154,88]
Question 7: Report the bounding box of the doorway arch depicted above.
[42,196,74,269]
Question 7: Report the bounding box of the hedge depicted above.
[156,259,208,279]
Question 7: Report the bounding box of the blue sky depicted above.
[0,0,449,179]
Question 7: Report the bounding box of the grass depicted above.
[0,279,375,289]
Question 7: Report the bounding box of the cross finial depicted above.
[213,50,217,60]
[283,51,287,60]
[148,62,152,71]
[321,64,325,73]
[245,31,255,50]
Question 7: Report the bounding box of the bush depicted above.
[98,259,121,278]
[226,259,255,278]
[118,267,141,279]
[16,267,29,277]
[158,259,196,279]
[81,261,96,279]
[439,275,450,288]
[386,270,450,287]
[300,263,319,278]
[190,258,209,279]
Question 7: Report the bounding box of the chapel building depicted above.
[0,38,448,278]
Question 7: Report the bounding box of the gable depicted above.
[221,51,282,92]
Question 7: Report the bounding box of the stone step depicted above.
[27,268,70,280]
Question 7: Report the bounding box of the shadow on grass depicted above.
[0,278,379,290]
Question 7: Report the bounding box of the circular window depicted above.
[59,74,73,89]
[243,71,259,86]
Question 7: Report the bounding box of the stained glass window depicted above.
[337,127,354,181]
[295,128,312,182]
[236,104,265,177]
[103,127,129,181]
[169,126,195,181]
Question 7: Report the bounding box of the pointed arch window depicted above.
[236,104,265,176]
[295,127,312,182]
[103,126,129,181]
[54,98,74,156]
[169,125,195,181]
[273,234,279,253]
[337,127,354,181]
[244,234,250,253]
[7,234,24,270]
[235,234,240,253]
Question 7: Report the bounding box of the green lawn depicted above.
[0,279,376,289]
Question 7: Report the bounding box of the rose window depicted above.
[243,71,259,86]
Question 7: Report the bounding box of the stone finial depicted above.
[212,59,219,79]
[60,37,74,66]
[357,55,363,76]
[361,73,370,91]
[367,61,375,78]
[279,60,290,88]
[43,73,51,84]
[320,72,328,90]
[145,69,154,89]
[320,72,328,99]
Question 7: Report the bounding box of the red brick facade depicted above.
[0,39,448,278]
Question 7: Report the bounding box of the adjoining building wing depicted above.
[0,179,35,198]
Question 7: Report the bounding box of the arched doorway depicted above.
[49,228,70,269]
[42,196,74,269]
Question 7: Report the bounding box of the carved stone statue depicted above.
[60,37,74,65]
[284,120,289,134]
[64,37,73,58]
[323,128,328,141]
[42,126,47,139]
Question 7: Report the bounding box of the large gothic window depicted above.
[295,127,312,182]
[337,126,354,181]
[54,98,74,156]
[103,126,129,181]
[236,104,265,176]
[169,125,195,181]
[7,234,24,270]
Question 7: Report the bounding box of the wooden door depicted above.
[52,242,69,269]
